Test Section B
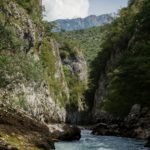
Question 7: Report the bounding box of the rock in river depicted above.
[48,124,81,141]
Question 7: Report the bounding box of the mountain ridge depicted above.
[52,14,115,32]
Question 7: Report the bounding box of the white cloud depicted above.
[42,0,89,21]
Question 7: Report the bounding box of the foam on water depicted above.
[55,130,150,150]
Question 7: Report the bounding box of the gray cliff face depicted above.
[92,48,124,122]
[92,30,138,122]
[60,46,88,124]
[0,0,88,124]
[1,0,41,52]
[61,47,88,83]
[92,33,136,122]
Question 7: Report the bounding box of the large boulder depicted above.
[92,123,120,136]
[145,137,150,147]
[92,105,150,140]
[125,104,141,123]
[48,124,81,141]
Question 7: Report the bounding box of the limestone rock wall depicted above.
[0,0,88,124]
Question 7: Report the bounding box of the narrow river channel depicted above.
[55,130,150,150]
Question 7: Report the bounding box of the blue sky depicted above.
[43,0,129,21]
[89,0,128,15]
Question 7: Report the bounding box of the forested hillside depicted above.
[55,26,106,64]
[92,0,150,118]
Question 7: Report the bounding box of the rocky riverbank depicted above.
[0,105,81,150]
[91,104,150,148]
[0,105,54,150]
[48,124,81,141]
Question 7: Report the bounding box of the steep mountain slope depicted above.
[53,14,114,32]
[0,0,87,125]
[91,0,150,120]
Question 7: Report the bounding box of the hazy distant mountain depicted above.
[52,14,114,32]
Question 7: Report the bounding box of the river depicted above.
[55,130,150,150]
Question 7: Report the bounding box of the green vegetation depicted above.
[40,28,86,107]
[54,25,110,108]
[0,24,24,52]
[0,52,44,87]
[54,22,115,109]
[0,0,43,111]
[15,0,42,21]
[53,35,87,108]
[54,33,79,57]
[63,66,86,108]
[0,0,87,111]
[0,129,40,150]
[55,26,105,64]
[90,0,150,117]
[0,50,45,109]
[40,37,67,105]
[0,0,40,53]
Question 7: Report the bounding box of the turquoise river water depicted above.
[55,130,150,150]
